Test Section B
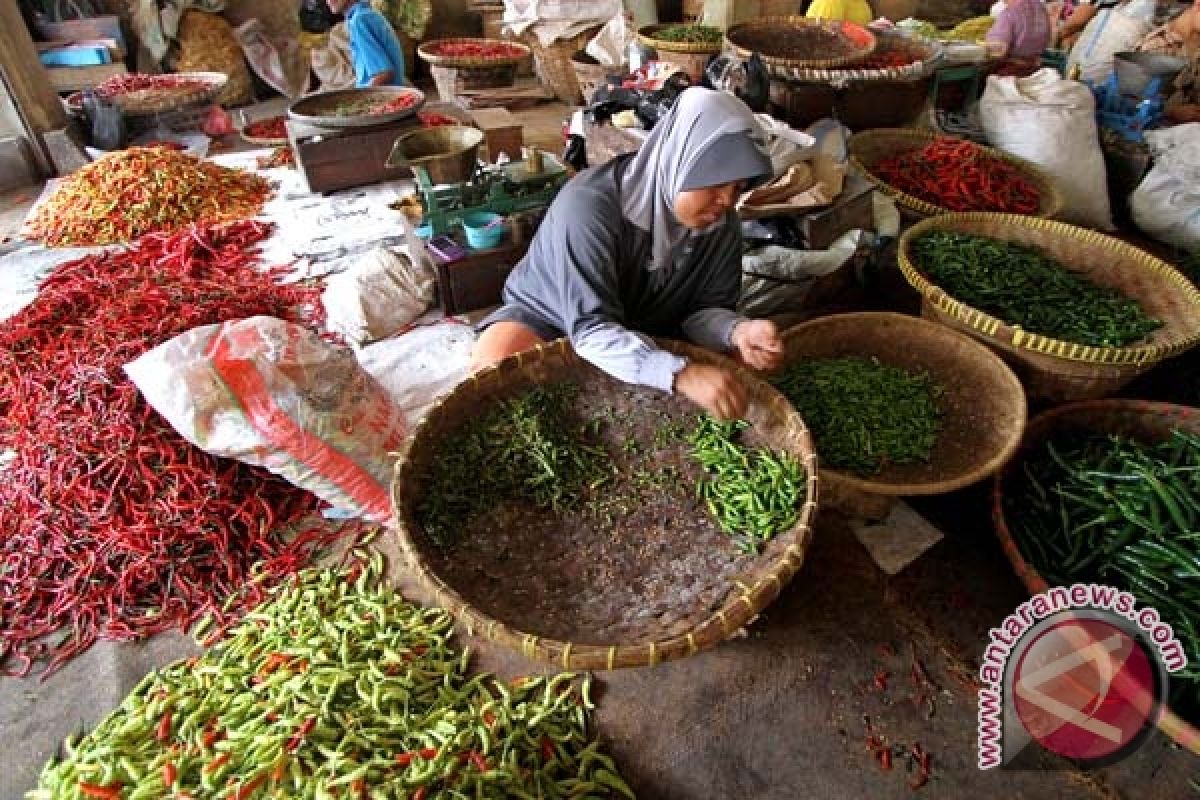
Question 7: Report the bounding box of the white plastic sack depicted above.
[1130,123,1200,252]
[755,113,817,176]
[980,68,1113,230]
[125,316,407,523]
[322,246,435,345]
[1066,8,1150,85]
[585,13,633,66]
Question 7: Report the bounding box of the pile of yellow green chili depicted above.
[28,555,633,800]
[24,147,271,247]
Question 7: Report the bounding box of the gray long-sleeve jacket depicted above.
[481,154,745,392]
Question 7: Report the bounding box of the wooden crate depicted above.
[470,107,523,162]
[429,215,536,314]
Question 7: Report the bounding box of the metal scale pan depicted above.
[288,87,426,130]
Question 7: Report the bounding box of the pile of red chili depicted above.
[24,147,271,247]
[872,137,1042,214]
[243,115,288,140]
[418,111,460,127]
[90,73,212,98]
[0,220,349,678]
[856,51,920,69]
[426,40,527,60]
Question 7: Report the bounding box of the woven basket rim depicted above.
[637,23,724,54]
[390,337,820,670]
[725,16,877,70]
[777,311,1027,497]
[784,31,942,82]
[417,37,531,67]
[847,128,1064,219]
[897,212,1200,365]
[990,398,1200,756]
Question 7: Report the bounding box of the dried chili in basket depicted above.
[0,220,348,678]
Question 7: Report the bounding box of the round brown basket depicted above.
[417,37,531,67]
[786,30,941,83]
[637,24,723,82]
[66,71,229,117]
[848,128,1063,219]
[726,17,877,76]
[391,338,820,670]
[774,312,1026,517]
[288,86,426,129]
[570,51,628,105]
[898,214,1200,403]
[428,63,517,101]
[521,27,602,106]
[992,399,1200,755]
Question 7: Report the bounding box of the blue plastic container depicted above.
[461,212,506,250]
[414,222,433,239]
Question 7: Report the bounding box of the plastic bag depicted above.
[703,52,769,112]
[300,0,341,33]
[1066,8,1150,85]
[322,246,435,345]
[1130,123,1200,251]
[81,91,125,151]
[562,133,588,171]
[124,316,407,523]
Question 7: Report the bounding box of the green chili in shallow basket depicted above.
[912,231,1162,348]
[771,357,943,477]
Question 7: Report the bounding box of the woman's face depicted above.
[673,180,746,230]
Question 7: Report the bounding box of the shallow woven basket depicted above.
[637,24,722,82]
[898,214,1200,404]
[775,312,1026,518]
[992,399,1200,755]
[66,71,229,116]
[786,30,941,84]
[848,128,1063,219]
[417,37,531,68]
[570,51,628,105]
[726,17,877,76]
[522,27,601,105]
[391,338,820,670]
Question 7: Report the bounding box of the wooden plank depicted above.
[0,1,67,135]
[45,63,128,93]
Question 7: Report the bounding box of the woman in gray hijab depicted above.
[473,87,783,421]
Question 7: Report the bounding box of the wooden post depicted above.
[0,0,68,175]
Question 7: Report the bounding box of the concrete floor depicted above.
[3,94,1198,799]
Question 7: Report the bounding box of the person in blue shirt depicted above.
[326,0,407,86]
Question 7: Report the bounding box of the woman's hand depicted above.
[674,364,748,421]
[731,319,785,371]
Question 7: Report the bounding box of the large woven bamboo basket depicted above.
[418,38,529,101]
[391,338,820,670]
[849,128,1063,219]
[637,24,723,82]
[898,214,1200,403]
[992,400,1200,756]
[521,27,602,105]
[726,17,877,77]
[774,312,1026,518]
[786,30,941,84]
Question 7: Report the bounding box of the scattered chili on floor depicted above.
[0,220,348,678]
[24,147,271,247]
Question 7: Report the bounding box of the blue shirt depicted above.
[346,1,406,87]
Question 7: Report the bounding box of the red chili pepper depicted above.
[879,749,892,771]
[156,710,173,743]
[243,116,288,140]
[78,782,122,799]
[873,137,1040,214]
[412,788,428,800]
[395,752,414,767]
[204,753,231,774]
[873,669,889,692]
[418,747,439,760]
[271,759,287,783]
[233,775,265,800]
[541,736,556,762]
[468,750,490,772]
[482,710,496,728]
[163,762,177,785]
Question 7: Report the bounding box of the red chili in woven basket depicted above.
[418,111,460,127]
[857,51,920,69]
[427,41,526,60]
[0,220,354,678]
[874,138,1041,214]
[92,73,211,98]
[244,115,288,140]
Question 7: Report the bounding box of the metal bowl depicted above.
[287,87,426,129]
[386,125,484,184]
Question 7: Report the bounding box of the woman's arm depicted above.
[1057,2,1098,44]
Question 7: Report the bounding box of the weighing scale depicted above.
[411,154,569,237]
[1091,51,1187,143]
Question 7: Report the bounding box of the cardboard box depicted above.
[470,107,523,163]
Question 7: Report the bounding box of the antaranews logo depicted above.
[977,583,1187,769]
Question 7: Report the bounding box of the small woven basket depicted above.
[991,399,1200,755]
[391,338,820,670]
[637,24,722,82]
[418,38,528,100]
[774,312,1026,518]
[570,51,627,105]
[898,213,1200,403]
[521,27,602,105]
[726,17,877,76]
[848,128,1063,219]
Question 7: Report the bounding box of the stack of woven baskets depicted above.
[417,38,531,102]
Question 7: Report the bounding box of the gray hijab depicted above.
[618,87,772,271]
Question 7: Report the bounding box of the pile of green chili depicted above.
[772,357,942,476]
[690,417,806,554]
[912,232,1162,348]
[650,24,722,44]
[417,384,610,547]
[29,556,633,800]
[1005,429,1200,702]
